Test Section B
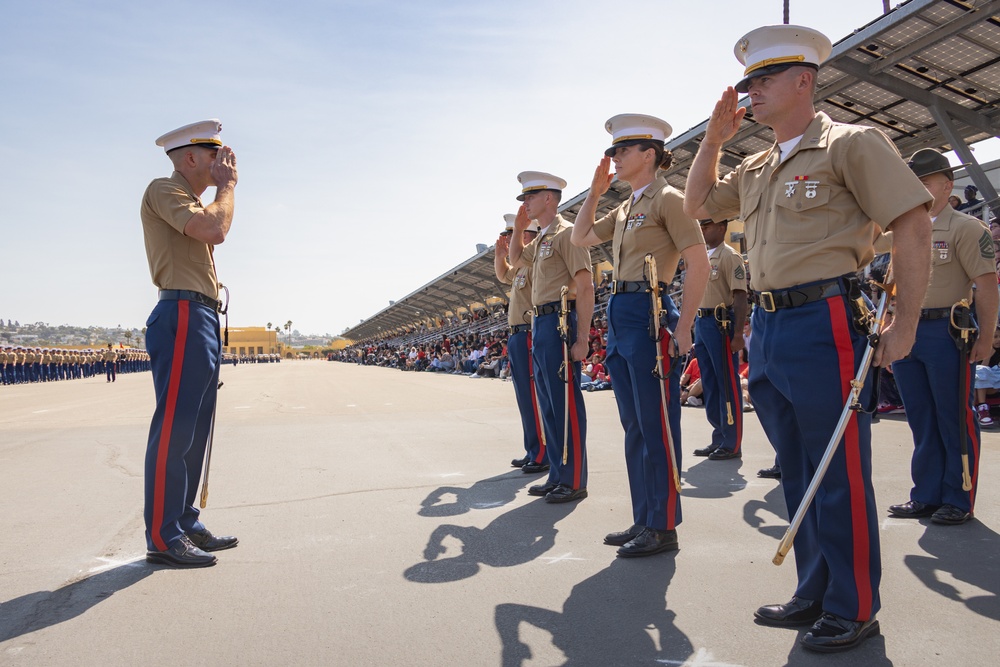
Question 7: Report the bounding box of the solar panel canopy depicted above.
[344,0,1000,343]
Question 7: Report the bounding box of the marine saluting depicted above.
[140,119,240,568]
[684,24,933,652]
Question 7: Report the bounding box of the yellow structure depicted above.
[224,327,280,356]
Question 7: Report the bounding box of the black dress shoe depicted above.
[693,444,720,457]
[521,461,550,474]
[708,448,741,460]
[801,614,880,653]
[511,455,530,468]
[146,536,217,568]
[753,597,823,627]
[545,484,588,503]
[528,482,558,497]
[617,528,678,557]
[931,504,972,525]
[887,500,940,518]
[757,465,782,479]
[604,524,645,546]
[187,528,239,552]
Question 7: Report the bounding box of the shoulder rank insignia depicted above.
[979,230,996,259]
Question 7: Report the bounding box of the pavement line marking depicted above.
[539,553,584,565]
[656,648,746,666]
[235,406,251,410]
[32,409,51,414]
[291,406,306,410]
[438,473,464,478]
[881,517,925,529]
[346,404,357,407]
[85,555,146,574]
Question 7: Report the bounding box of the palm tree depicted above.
[285,320,293,346]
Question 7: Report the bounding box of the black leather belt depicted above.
[920,307,952,320]
[510,324,531,334]
[534,300,575,317]
[753,279,845,312]
[159,289,221,312]
[611,280,667,294]
[697,307,719,317]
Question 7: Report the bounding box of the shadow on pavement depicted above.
[904,518,1000,621]
[682,457,747,499]
[743,483,789,540]
[494,556,691,666]
[0,561,153,643]
[405,499,578,584]
[418,470,536,518]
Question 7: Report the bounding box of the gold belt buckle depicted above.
[760,291,776,312]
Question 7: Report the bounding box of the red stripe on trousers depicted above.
[723,336,743,453]
[151,300,190,551]
[658,332,678,530]
[963,362,980,510]
[527,332,546,462]
[827,297,872,620]
[567,365,582,488]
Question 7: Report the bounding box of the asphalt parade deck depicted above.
[0,361,997,666]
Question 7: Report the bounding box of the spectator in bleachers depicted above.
[974,324,1000,427]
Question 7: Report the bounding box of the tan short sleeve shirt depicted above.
[924,206,996,308]
[530,216,593,305]
[593,177,704,283]
[141,171,219,299]
[701,242,748,308]
[703,112,932,291]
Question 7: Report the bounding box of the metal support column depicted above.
[929,102,999,222]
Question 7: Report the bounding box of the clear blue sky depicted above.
[2,0,994,337]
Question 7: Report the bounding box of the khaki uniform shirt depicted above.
[700,242,748,308]
[104,349,117,362]
[141,171,219,299]
[502,265,535,326]
[521,215,593,305]
[924,205,996,308]
[704,112,932,291]
[592,176,703,283]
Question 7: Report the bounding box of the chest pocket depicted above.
[709,262,721,281]
[931,242,953,267]
[775,184,830,243]
[740,192,763,251]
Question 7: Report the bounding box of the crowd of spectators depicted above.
[332,248,1000,430]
